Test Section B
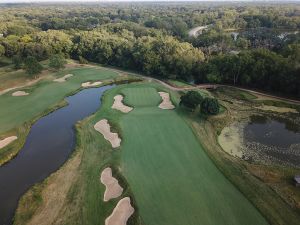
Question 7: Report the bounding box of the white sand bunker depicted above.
[112,95,133,113]
[81,81,102,87]
[218,123,244,158]
[0,136,17,149]
[105,197,134,225]
[158,92,175,110]
[94,119,121,148]
[12,91,29,96]
[53,74,73,82]
[101,167,123,202]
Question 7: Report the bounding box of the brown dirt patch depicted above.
[23,151,82,225]
[105,197,134,225]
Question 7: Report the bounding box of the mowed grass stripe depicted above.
[0,67,117,133]
[119,86,268,225]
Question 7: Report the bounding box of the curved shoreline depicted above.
[0,85,115,225]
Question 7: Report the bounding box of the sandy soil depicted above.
[158,92,175,110]
[53,74,73,83]
[94,119,121,148]
[255,105,298,114]
[81,81,102,87]
[112,95,133,113]
[218,123,244,158]
[24,150,82,225]
[0,136,17,149]
[12,91,29,96]
[105,197,134,225]
[101,167,123,202]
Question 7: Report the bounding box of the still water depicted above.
[0,85,113,225]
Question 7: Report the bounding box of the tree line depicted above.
[0,3,299,98]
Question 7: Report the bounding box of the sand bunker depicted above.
[256,105,298,114]
[81,81,102,87]
[53,74,73,82]
[94,119,121,148]
[218,123,244,158]
[12,91,29,96]
[158,92,175,109]
[105,197,134,225]
[0,136,18,149]
[101,167,123,202]
[112,95,133,113]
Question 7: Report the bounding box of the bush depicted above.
[180,91,203,110]
[12,55,23,69]
[24,56,43,77]
[79,56,88,64]
[49,54,66,69]
[201,97,220,115]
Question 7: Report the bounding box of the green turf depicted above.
[0,67,117,133]
[117,84,268,225]
[167,79,193,88]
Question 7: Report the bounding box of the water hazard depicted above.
[244,115,300,167]
[0,85,113,225]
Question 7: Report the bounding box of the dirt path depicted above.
[105,67,300,104]
[0,77,44,96]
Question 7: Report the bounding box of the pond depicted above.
[245,115,300,148]
[0,85,113,225]
[244,115,300,167]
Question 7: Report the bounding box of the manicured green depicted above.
[113,84,268,225]
[0,67,117,133]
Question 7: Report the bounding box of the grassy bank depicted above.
[0,65,119,165]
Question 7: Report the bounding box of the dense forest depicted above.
[0,2,299,97]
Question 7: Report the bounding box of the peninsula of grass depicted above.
[0,65,119,165]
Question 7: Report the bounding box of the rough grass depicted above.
[166,79,193,88]
[216,86,257,101]
[190,119,300,225]
[116,83,268,225]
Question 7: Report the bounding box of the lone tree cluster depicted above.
[180,90,220,115]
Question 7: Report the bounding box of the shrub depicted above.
[24,56,43,77]
[201,97,220,115]
[49,54,66,69]
[180,91,203,110]
[79,56,88,64]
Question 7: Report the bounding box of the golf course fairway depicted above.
[0,67,117,133]
[116,85,269,225]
